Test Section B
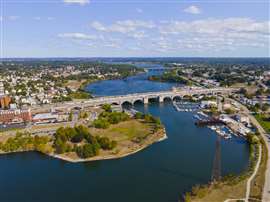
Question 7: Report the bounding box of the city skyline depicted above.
[1,0,270,58]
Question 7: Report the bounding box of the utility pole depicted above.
[211,135,221,182]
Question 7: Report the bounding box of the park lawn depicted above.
[69,91,92,99]
[255,114,270,133]
[190,180,247,202]
[65,80,86,90]
[89,120,153,142]
[250,139,268,200]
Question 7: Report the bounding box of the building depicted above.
[200,100,217,108]
[0,109,32,124]
[235,114,250,124]
[32,113,59,124]
[0,82,4,96]
[0,96,11,109]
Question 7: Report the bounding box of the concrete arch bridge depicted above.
[81,87,235,107]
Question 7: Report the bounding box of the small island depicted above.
[148,69,191,85]
[0,105,166,163]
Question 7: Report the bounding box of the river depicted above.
[0,70,250,202]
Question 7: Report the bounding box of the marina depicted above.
[172,101,238,140]
[173,101,200,112]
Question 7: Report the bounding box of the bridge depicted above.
[71,87,235,108]
[144,67,171,72]
[31,87,236,112]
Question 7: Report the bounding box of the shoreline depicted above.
[0,128,167,163]
[50,128,167,163]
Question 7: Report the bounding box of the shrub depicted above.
[93,118,110,129]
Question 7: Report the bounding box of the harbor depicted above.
[173,101,200,112]
[172,101,249,140]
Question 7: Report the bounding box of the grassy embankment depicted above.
[249,114,269,200]
[185,113,270,202]
[255,114,270,133]
[184,137,261,202]
[0,118,165,162]
[249,135,268,201]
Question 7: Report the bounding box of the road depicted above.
[232,98,270,202]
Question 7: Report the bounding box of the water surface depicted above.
[0,71,250,202]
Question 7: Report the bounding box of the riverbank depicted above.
[50,128,167,163]
[0,128,166,163]
[0,120,167,163]
[185,99,268,202]
[185,141,260,202]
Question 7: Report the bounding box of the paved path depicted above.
[245,111,270,202]
[224,145,262,202]
[225,98,270,202]
[245,145,262,202]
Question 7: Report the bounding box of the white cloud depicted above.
[129,31,147,39]
[184,5,201,14]
[159,18,269,37]
[103,43,119,48]
[0,16,20,21]
[8,16,20,21]
[58,33,98,40]
[59,17,269,55]
[34,17,41,20]
[63,0,90,5]
[91,20,155,34]
[91,21,107,32]
[47,17,54,21]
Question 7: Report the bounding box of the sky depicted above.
[1,0,270,58]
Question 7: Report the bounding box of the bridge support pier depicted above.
[159,96,164,103]
[143,98,148,104]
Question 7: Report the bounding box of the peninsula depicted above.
[0,105,166,163]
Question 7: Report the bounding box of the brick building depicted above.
[0,109,32,124]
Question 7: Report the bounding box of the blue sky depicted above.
[1,0,270,57]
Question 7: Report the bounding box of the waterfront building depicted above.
[0,82,4,96]
[235,114,250,124]
[0,109,32,124]
[32,112,68,124]
[32,113,58,124]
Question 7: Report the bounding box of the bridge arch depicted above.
[182,94,192,100]
[148,97,159,104]
[173,96,182,102]
[192,94,199,98]
[133,99,144,105]
[121,101,133,108]
[163,96,173,102]
[111,102,120,106]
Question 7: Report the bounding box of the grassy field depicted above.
[188,180,247,202]
[65,80,85,90]
[250,138,268,201]
[255,114,270,133]
[188,142,261,202]
[89,120,153,142]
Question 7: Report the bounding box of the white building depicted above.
[0,82,4,96]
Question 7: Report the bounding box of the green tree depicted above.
[102,104,112,112]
